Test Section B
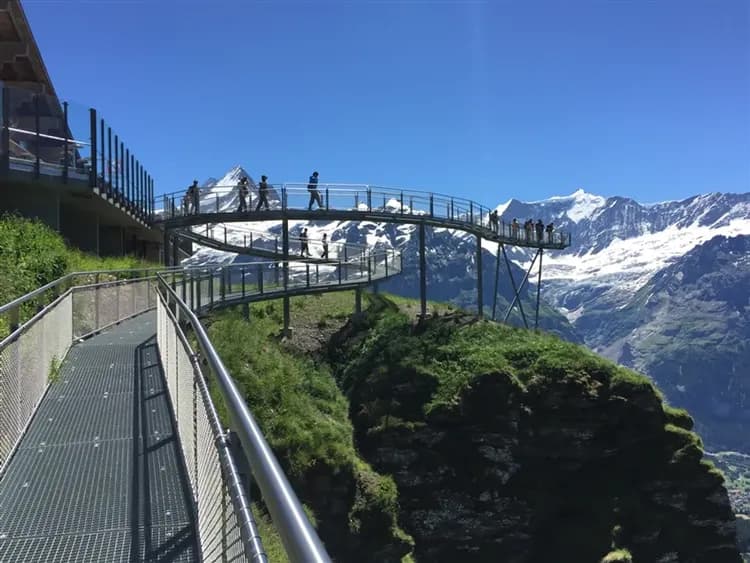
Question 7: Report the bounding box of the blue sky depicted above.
[25,0,749,206]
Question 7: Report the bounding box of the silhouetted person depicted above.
[524,219,533,241]
[307,171,322,210]
[546,222,554,243]
[489,210,499,232]
[256,175,270,211]
[535,219,544,242]
[300,228,311,257]
[186,180,199,214]
[511,218,520,238]
[320,233,329,259]
[237,176,249,212]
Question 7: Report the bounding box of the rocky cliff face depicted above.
[329,298,741,562]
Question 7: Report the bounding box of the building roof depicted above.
[0,0,57,97]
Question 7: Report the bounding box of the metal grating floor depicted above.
[0,312,198,562]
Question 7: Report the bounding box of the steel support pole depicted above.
[476,235,483,318]
[1,87,9,175]
[535,248,543,330]
[503,250,540,324]
[88,109,97,188]
[501,243,528,328]
[492,241,501,321]
[33,94,40,178]
[282,218,290,336]
[62,101,69,183]
[419,222,427,317]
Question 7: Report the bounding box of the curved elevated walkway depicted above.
[156,184,571,251]
[179,227,375,267]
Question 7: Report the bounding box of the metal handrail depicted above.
[156,182,572,248]
[156,274,332,563]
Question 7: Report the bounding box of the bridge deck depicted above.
[0,313,198,562]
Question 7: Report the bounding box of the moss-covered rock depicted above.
[328,295,741,562]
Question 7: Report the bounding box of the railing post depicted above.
[0,87,9,176]
[470,201,473,224]
[33,94,40,178]
[216,193,219,213]
[325,187,329,210]
[257,264,264,294]
[89,108,99,188]
[429,194,434,216]
[62,101,69,183]
[224,225,227,245]
[281,185,287,211]
[306,264,310,288]
[367,188,372,211]
[241,266,246,297]
[400,191,404,214]
[220,267,226,302]
[355,193,359,209]
[338,259,342,284]
[94,273,100,329]
[107,126,113,195]
[316,263,319,284]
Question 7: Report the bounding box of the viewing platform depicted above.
[156,183,572,251]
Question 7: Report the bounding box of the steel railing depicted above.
[0,273,157,473]
[0,261,382,561]
[182,223,392,264]
[157,182,572,248]
[156,276,332,562]
[164,254,402,313]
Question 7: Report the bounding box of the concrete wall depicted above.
[0,181,59,229]
[99,225,124,257]
[59,200,98,254]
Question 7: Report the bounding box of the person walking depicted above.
[256,175,270,211]
[320,233,329,259]
[185,180,199,214]
[307,171,323,210]
[300,228,311,257]
[489,210,499,233]
[237,176,249,212]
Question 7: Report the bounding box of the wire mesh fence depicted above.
[0,277,155,473]
[157,294,257,562]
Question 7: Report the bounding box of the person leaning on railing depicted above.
[237,176,249,212]
[546,222,555,243]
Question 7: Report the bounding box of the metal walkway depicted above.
[0,312,198,563]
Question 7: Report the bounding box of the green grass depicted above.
[333,294,664,418]
[0,214,157,335]
[205,297,414,560]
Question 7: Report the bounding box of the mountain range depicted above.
[180,166,750,456]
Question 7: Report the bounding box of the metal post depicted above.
[535,248,543,330]
[62,101,69,183]
[34,94,40,178]
[86,109,97,187]
[114,134,120,199]
[355,287,362,314]
[325,187,329,210]
[125,149,130,206]
[107,127,112,195]
[119,140,124,201]
[241,265,246,297]
[429,194,434,216]
[492,241,501,321]
[282,218,290,336]
[257,264,264,293]
[1,87,9,175]
[501,243,528,328]
[419,222,426,317]
[367,188,372,211]
[476,235,483,318]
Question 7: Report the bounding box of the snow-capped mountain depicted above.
[182,166,750,451]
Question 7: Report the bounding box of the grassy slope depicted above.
[205,293,415,562]
[0,215,156,333]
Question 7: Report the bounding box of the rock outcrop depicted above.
[329,297,741,562]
